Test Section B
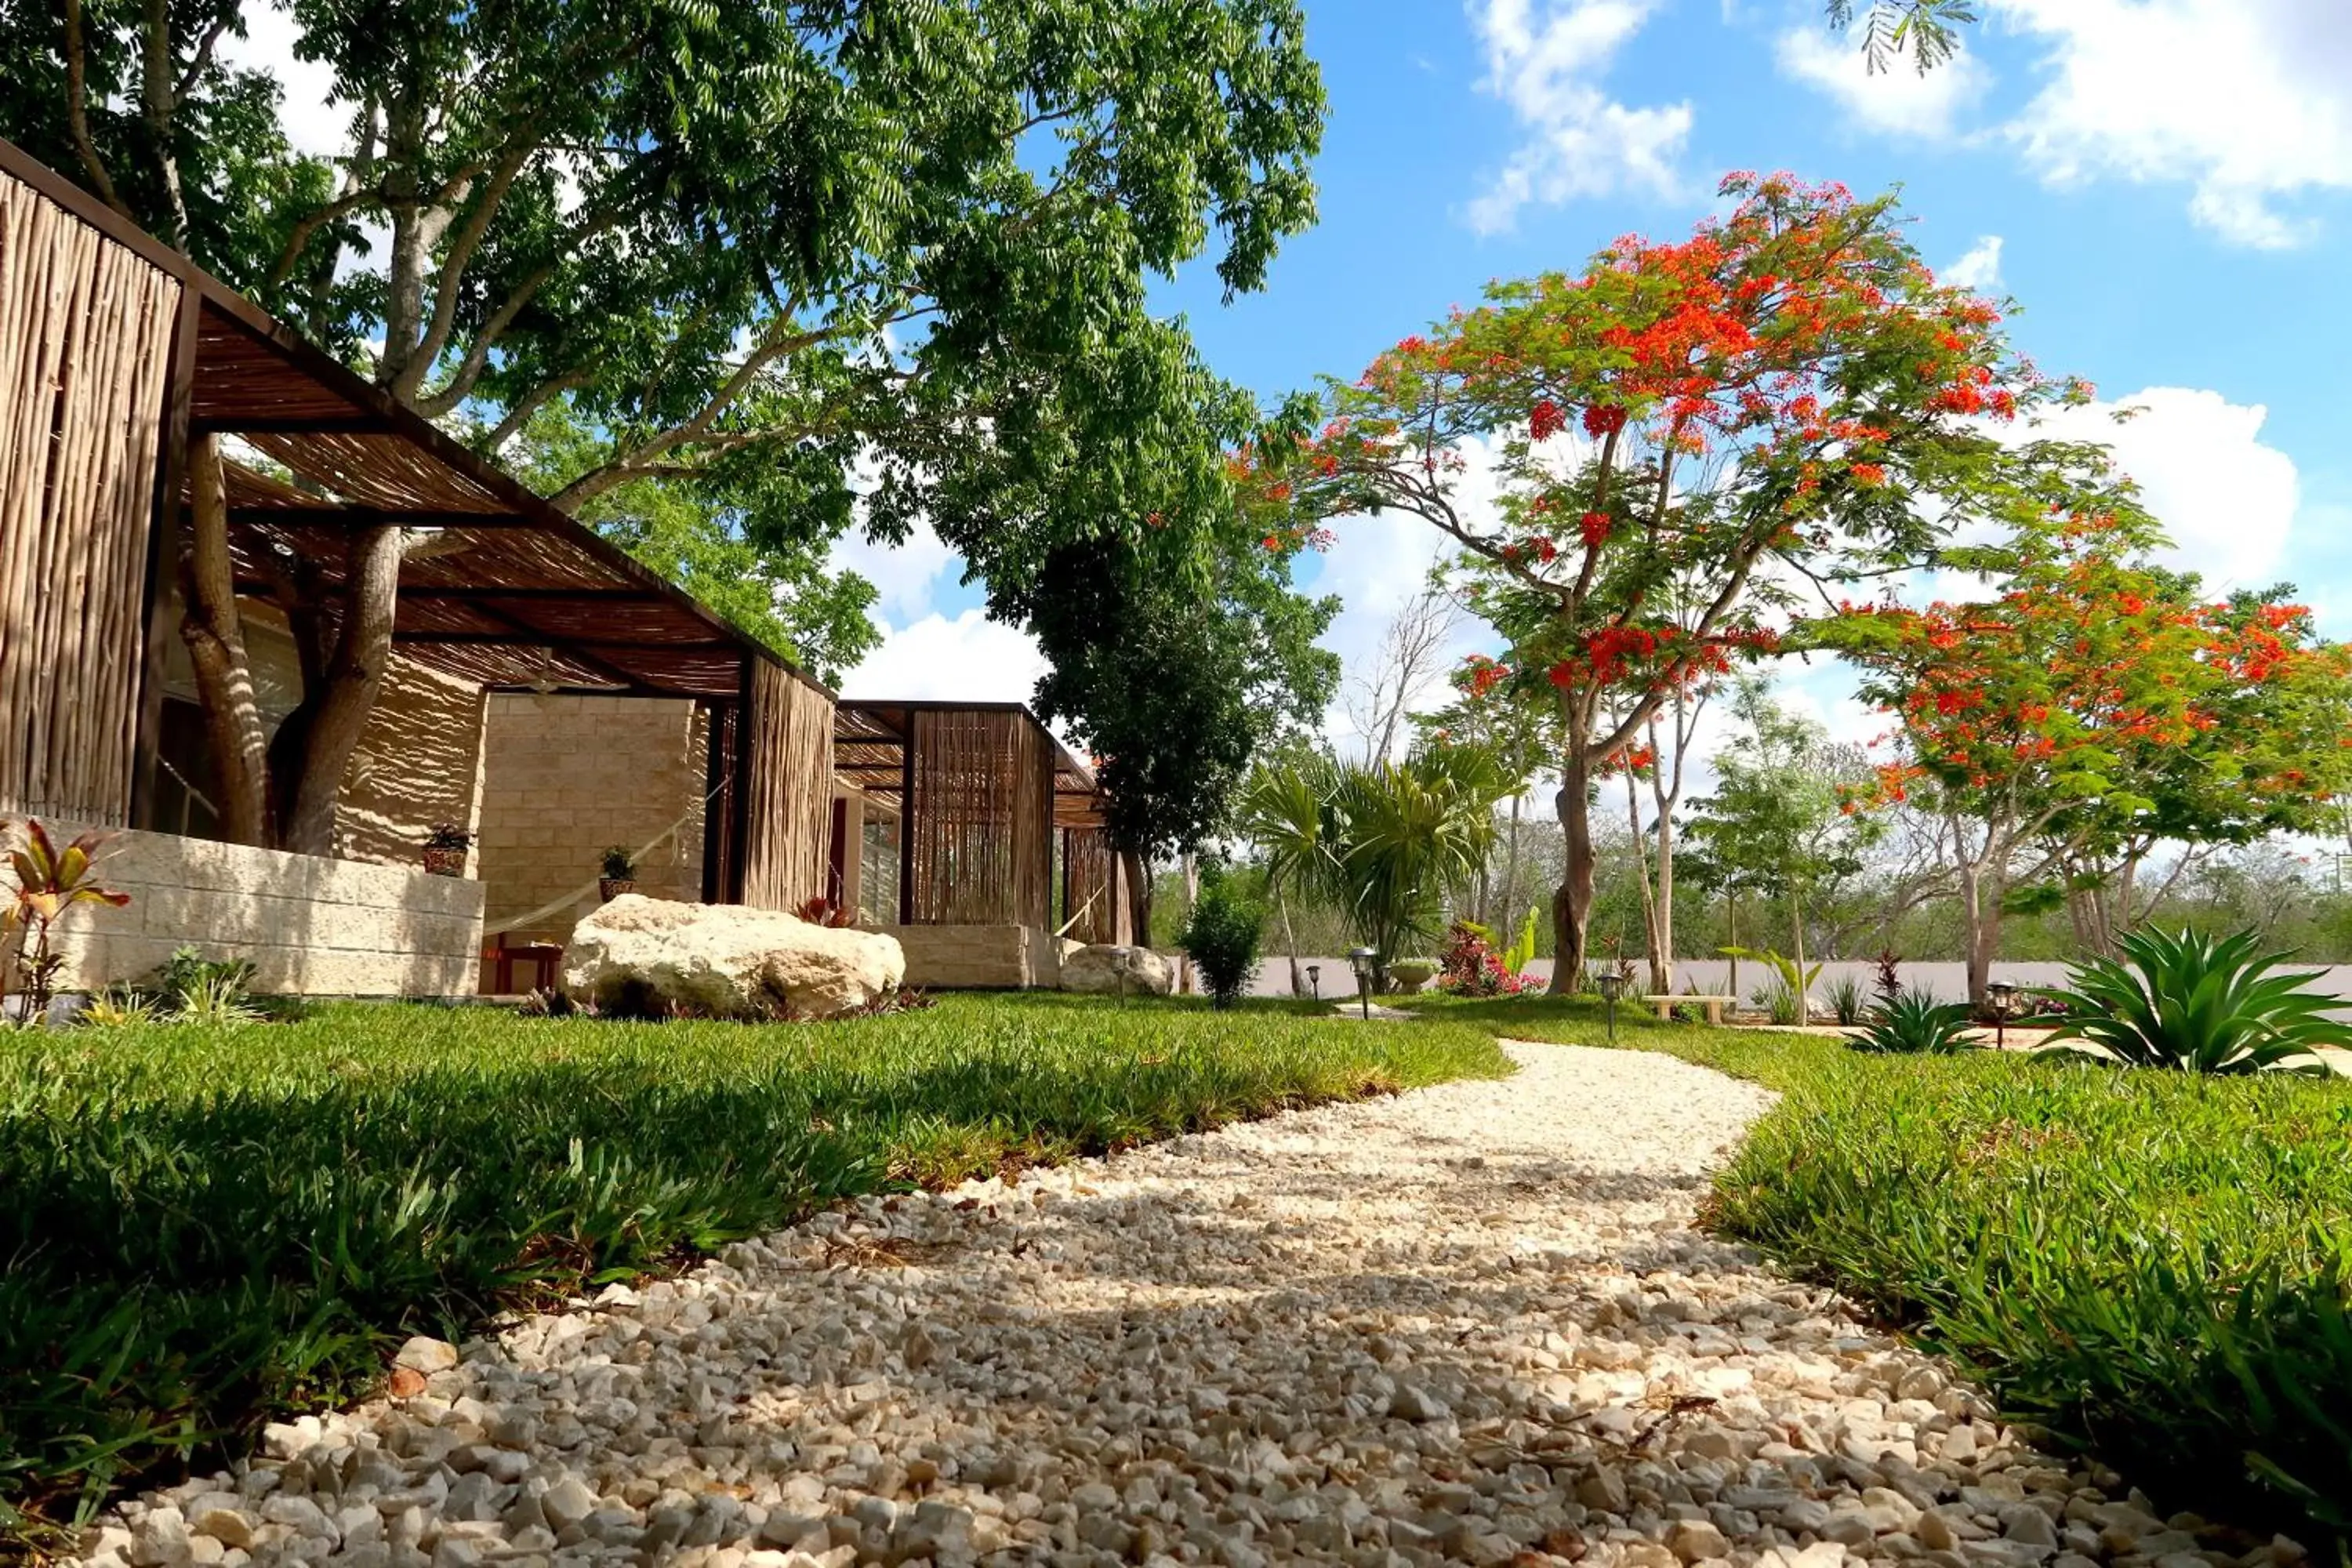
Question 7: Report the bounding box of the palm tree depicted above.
[1330,746,1506,985]
[1241,746,1508,995]
[1236,759,1337,996]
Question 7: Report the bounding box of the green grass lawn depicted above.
[1400,992,2352,1542]
[0,993,1507,1543]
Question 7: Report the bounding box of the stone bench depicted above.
[1643,993,1737,1025]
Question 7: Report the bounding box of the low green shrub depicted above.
[1176,873,1265,1008]
[1825,972,1867,1027]
[0,996,1506,1543]
[1449,1001,2352,1541]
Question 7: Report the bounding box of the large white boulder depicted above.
[1059,944,1173,996]
[563,895,904,1020]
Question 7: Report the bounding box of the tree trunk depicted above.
[1548,753,1595,995]
[1789,895,1809,1026]
[281,525,405,856]
[1501,790,1523,933]
[1278,890,1304,997]
[1725,895,1739,1001]
[1123,850,1152,946]
[1625,768,1664,993]
[1956,844,2000,1007]
[176,436,270,846]
[1652,805,1676,996]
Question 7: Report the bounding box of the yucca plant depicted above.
[1848,989,1975,1054]
[1825,973,1867,1026]
[2031,927,2352,1076]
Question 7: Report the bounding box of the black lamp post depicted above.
[1348,947,1377,1020]
[1986,980,2018,1051]
[1305,963,1321,1000]
[1595,971,1626,1042]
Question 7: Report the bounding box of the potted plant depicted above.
[421,823,471,877]
[598,846,637,902]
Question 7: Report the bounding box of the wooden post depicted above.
[726,659,753,904]
[698,699,725,902]
[127,285,198,829]
[897,716,916,927]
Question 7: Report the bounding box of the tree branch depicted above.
[62,0,127,215]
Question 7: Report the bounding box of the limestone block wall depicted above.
[474,695,707,943]
[2,821,484,996]
[884,924,1060,990]
[336,655,489,871]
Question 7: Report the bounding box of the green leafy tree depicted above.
[506,405,878,684]
[1825,0,1979,74]
[1685,677,1880,1022]
[1021,528,1339,940]
[6,0,1325,853]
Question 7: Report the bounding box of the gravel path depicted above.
[86,1042,2292,1568]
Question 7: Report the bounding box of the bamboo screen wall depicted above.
[0,169,181,824]
[1061,826,1131,944]
[907,708,1053,927]
[739,659,836,911]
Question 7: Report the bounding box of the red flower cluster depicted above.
[1529,399,1567,442]
[1579,510,1613,549]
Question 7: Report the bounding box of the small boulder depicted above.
[1058,944,1172,996]
[564,896,904,1020]
[393,1337,458,1374]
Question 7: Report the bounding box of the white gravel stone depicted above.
[70,1041,2285,1568]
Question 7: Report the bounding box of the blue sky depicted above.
[829,2,2352,746]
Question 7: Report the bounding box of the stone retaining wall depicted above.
[4,822,485,996]
[884,924,1060,989]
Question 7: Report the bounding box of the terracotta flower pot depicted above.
[598,877,636,902]
[421,846,466,877]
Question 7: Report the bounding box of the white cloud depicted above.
[1941,234,2005,291]
[829,519,958,624]
[1464,0,1694,233]
[2028,386,2300,592]
[1774,26,1989,138]
[837,608,1047,705]
[216,6,346,158]
[1993,0,2352,247]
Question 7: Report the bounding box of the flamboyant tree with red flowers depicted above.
[1824,501,2352,1002]
[1243,172,2071,989]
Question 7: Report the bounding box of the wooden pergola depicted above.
[834,701,1129,940]
[0,136,833,906]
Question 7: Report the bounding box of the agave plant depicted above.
[1849,989,1976,1054]
[2031,927,2352,1076]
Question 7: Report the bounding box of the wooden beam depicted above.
[129,285,202,829]
[395,631,734,652]
[229,505,535,528]
[191,413,397,435]
[400,586,652,601]
[482,681,684,700]
[421,597,673,694]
